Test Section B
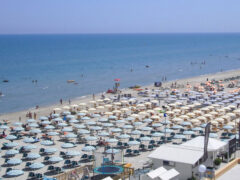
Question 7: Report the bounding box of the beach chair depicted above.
[129,137,134,141]
[4,158,9,163]
[28,172,35,179]
[25,162,32,168]
[157,141,163,146]
[139,144,145,151]
[140,134,145,138]
[80,154,88,161]
[133,150,140,156]
[117,141,123,148]
[39,148,45,153]
[147,145,154,151]
[22,153,28,158]
[64,160,71,167]
[47,165,55,173]
[44,156,50,162]
[123,143,129,148]
[126,149,132,155]
[71,161,78,168]
[35,173,42,179]
[136,138,141,142]
[5,168,12,173]
[60,151,66,157]
[150,140,155,145]
[55,167,63,174]
[88,155,94,162]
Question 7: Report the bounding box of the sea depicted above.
[0,33,240,113]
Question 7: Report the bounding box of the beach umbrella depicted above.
[30,129,41,134]
[161,120,171,125]
[118,134,130,139]
[143,118,153,123]
[61,143,75,149]
[5,150,19,156]
[133,122,143,126]
[183,131,195,135]
[161,128,173,133]
[65,133,77,138]
[23,145,37,151]
[27,119,36,123]
[51,113,60,118]
[140,136,152,141]
[131,130,142,135]
[172,125,183,129]
[66,115,75,119]
[98,118,108,122]
[44,148,58,154]
[223,125,234,130]
[116,119,126,124]
[106,138,118,143]
[5,142,18,148]
[106,149,119,154]
[66,151,81,157]
[90,126,102,131]
[126,117,135,121]
[209,133,218,138]
[152,132,164,137]
[79,103,87,106]
[192,127,202,131]
[13,127,24,131]
[24,137,35,143]
[201,123,207,128]
[142,127,153,131]
[27,153,41,159]
[74,124,86,129]
[58,122,68,127]
[109,115,117,120]
[45,125,55,130]
[172,118,183,123]
[85,136,98,141]
[39,116,48,120]
[63,106,70,110]
[128,141,140,146]
[41,121,51,125]
[123,125,133,129]
[86,121,96,125]
[62,127,73,132]
[53,117,63,122]
[173,134,186,139]
[6,169,24,177]
[69,119,79,123]
[49,156,63,163]
[0,125,9,130]
[105,112,113,115]
[7,158,22,165]
[41,140,54,146]
[28,123,39,128]
[78,129,90,134]
[111,128,122,133]
[62,111,71,115]
[98,131,110,137]
[102,123,114,127]
[77,112,86,116]
[5,135,17,140]
[82,146,96,152]
[190,119,201,124]
[47,131,59,136]
[29,163,45,170]
[152,123,162,127]
[13,122,22,126]
[181,121,192,126]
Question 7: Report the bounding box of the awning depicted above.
[147,167,167,179]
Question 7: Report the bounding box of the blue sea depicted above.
[0,33,240,113]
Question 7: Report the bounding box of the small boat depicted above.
[67,80,75,83]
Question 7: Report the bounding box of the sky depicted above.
[0,0,240,34]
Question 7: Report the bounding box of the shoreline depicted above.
[1,68,240,122]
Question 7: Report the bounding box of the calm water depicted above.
[0,33,240,113]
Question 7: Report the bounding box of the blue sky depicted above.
[0,0,239,34]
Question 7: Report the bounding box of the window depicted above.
[163,160,175,167]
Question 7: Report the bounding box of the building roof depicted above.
[147,166,167,179]
[159,168,180,180]
[148,144,203,165]
[181,136,227,151]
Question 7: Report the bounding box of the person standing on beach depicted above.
[69,99,71,104]
[60,99,63,105]
[92,94,95,100]
[34,112,37,120]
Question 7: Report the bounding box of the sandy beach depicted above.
[0,69,240,179]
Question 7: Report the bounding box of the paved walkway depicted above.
[218,164,240,180]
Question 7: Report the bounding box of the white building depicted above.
[148,137,227,180]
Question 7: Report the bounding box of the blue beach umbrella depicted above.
[78,129,90,134]
[30,129,41,134]
[62,127,73,132]
[123,125,134,129]
[98,118,108,122]
[77,112,86,116]
[6,169,24,177]
[5,135,17,141]
[41,140,54,146]
[27,153,41,159]
[69,119,79,123]
[223,125,234,130]
[142,127,153,131]
[5,142,18,148]
[126,117,134,121]
[65,133,77,138]
[23,145,37,151]
[0,125,9,129]
[161,128,173,133]
[66,151,81,157]
[44,148,58,154]
[133,122,143,126]
[13,122,22,126]
[74,124,86,129]
[57,122,68,127]
[192,127,202,131]
[140,137,152,141]
[172,125,183,129]
[118,134,130,139]
[47,131,59,136]
[82,146,96,152]
[41,121,51,125]
[183,131,195,135]
[39,116,48,120]
[86,121,96,125]
[152,132,164,137]
[85,136,98,141]
[143,118,153,123]
[24,137,35,143]
[111,128,122,133]
[61,143,75,149]
[102,123,114,127]
[7,158,22,165]
[106,138,118,143]
[45,125,55,130]
[13,127,24,131]
[28,123,39,128]
[181,122,192,126]
[90,126,102,130]
[152,123,162,127]
[210,133,218,138]
[131,130,141,135]
[106,149,119,154]
[109,115,117,120]
[49,156,63,163]
[116,119,126,124]
[5,150,19,156]
[98,131,110,137]
[173,134,186,139]
[29,163,45,170]
[128,141,140,146]
[27,119,36,123]
[82,116,90,120]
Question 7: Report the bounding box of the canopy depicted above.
[147,167,167,179]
